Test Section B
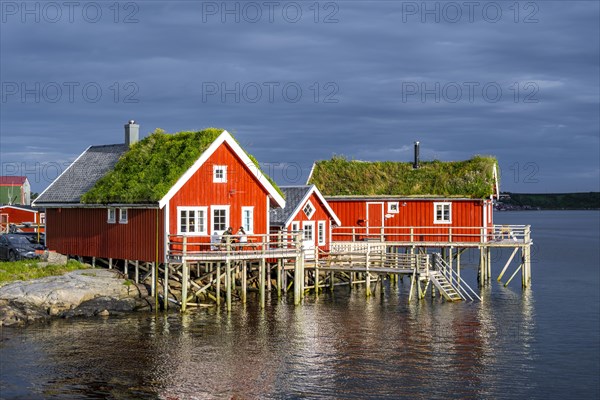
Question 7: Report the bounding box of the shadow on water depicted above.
[1,211,598,399]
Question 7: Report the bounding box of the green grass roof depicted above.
[82,128,282,204]
[308,156,498,199]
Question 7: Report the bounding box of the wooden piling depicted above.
[181,260,189,313]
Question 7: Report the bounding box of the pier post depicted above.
[109,258,112,269]
[365,243,372,297]
[150,262,155,297]
[135,260,139,283]
[242,262,247,304]
[163,263,169,311]
[216,263,221,307]
[124,259,128,276]
[181,260,189,313]
[294,233,301,305]
[260,258,266,308]
[92,257,96,268]
[456,249,461,284]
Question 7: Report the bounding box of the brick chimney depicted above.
[124,120,139,147]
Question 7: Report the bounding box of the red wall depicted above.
[0,207,42,233]
[168,142,270,247]
[328,199,486,243]
[285,191,333,251]
[46,207,164,262]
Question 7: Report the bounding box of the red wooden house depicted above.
[0,205,44,233]
[270,185,341,256]
[32,122,285,263]
[307,152,499,243]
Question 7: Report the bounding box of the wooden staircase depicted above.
[428,270,463,301]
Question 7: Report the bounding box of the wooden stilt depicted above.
[163,263,169,311]
[242,262,247,304]
[276,259,282,297]
[408,270,416,302]
[150,262,155,297]
[124,259,128,276]
[456,249,461,284]
[92,257,96,268]
[260,258,266,308]
[109,258,113,269]
[226,258,232,311]
[181,260,189,313]
[216,263,221,307]
[135,260,139,283]
[505,261,523,287]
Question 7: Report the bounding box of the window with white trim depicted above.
[107,208,116,224]
[213,165,227,183]
[387,202,399,214]
[119,208,128,224]
[434,202,452,224]
[212,206,229,234]
[241,206,254,233]
[303,222,314,241]
[178,207,208,235]
[317,221,326,245]
[291,222,299,232]
[303,200,315,219]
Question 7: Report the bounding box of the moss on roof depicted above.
[308,156,498,199]
[82,128,282,204]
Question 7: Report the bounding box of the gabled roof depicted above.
[33,144,128,205]
[0,176,28,186]
[307,156,499,199]
[33,128,285,209]
[0,204,38,213]
[270,185,341,227]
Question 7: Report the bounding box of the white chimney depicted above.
[124,120,139,147]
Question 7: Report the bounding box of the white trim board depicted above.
[280,185,342,227]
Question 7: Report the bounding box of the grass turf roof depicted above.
[82,128,283,204]
[308,156,498,199]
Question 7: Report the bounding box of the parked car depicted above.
[11,232,45,246]
[0,234,47,261]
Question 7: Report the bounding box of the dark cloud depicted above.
[1,1,598,193]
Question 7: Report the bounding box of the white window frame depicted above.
[317,221,326,246]
[241,206,254,233]
[302,221,315,242]
[302,200,315,219]
[119,208,128,224]
[107,208,116,224]
[211,205,230,234]
[177,206,208,236]
[213,165,227,183]
[387,202,399,214]
[433,202,452,224]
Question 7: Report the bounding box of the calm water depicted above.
[1,211,598,399]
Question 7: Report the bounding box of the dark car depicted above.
[11,232,46,246]
[0,234,47,261]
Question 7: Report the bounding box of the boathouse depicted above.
[269,185,341,255]
[32,122,285,264]
[307,150,499,243]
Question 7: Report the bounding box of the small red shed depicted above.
[307,155,499,243]
[33,122,285,262]
[270,185,341,256]
[0,205,44,233]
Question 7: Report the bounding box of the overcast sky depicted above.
[1,1,598,194]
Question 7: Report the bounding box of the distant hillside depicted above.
[498,192,600,210]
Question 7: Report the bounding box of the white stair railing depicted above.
[432,254,482,302]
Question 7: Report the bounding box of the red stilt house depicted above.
[307,152,499,243]
[33,122,285,262]
[269,185,341,257]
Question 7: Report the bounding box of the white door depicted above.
[302,221,316,260]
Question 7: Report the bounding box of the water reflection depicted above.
[1,278,540,399]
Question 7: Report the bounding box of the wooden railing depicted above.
[331,225,531,244]
[167,231,304,260]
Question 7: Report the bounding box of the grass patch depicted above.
[0,260,88,286]
[82,128,283,203]
[309,155,498,199]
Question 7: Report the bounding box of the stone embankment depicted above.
[0,269,155,326]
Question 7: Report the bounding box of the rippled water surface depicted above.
[1,211,599,399]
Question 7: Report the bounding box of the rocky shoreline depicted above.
[0,269,156,326]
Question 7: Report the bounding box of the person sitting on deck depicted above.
[221,227,234,244]
[210,231,221,250]
[236,227,248,247]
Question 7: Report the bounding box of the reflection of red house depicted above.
[308,155,499,243]
[33,123,284,262]
[270,185,341,254]
[0,205,44,233]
